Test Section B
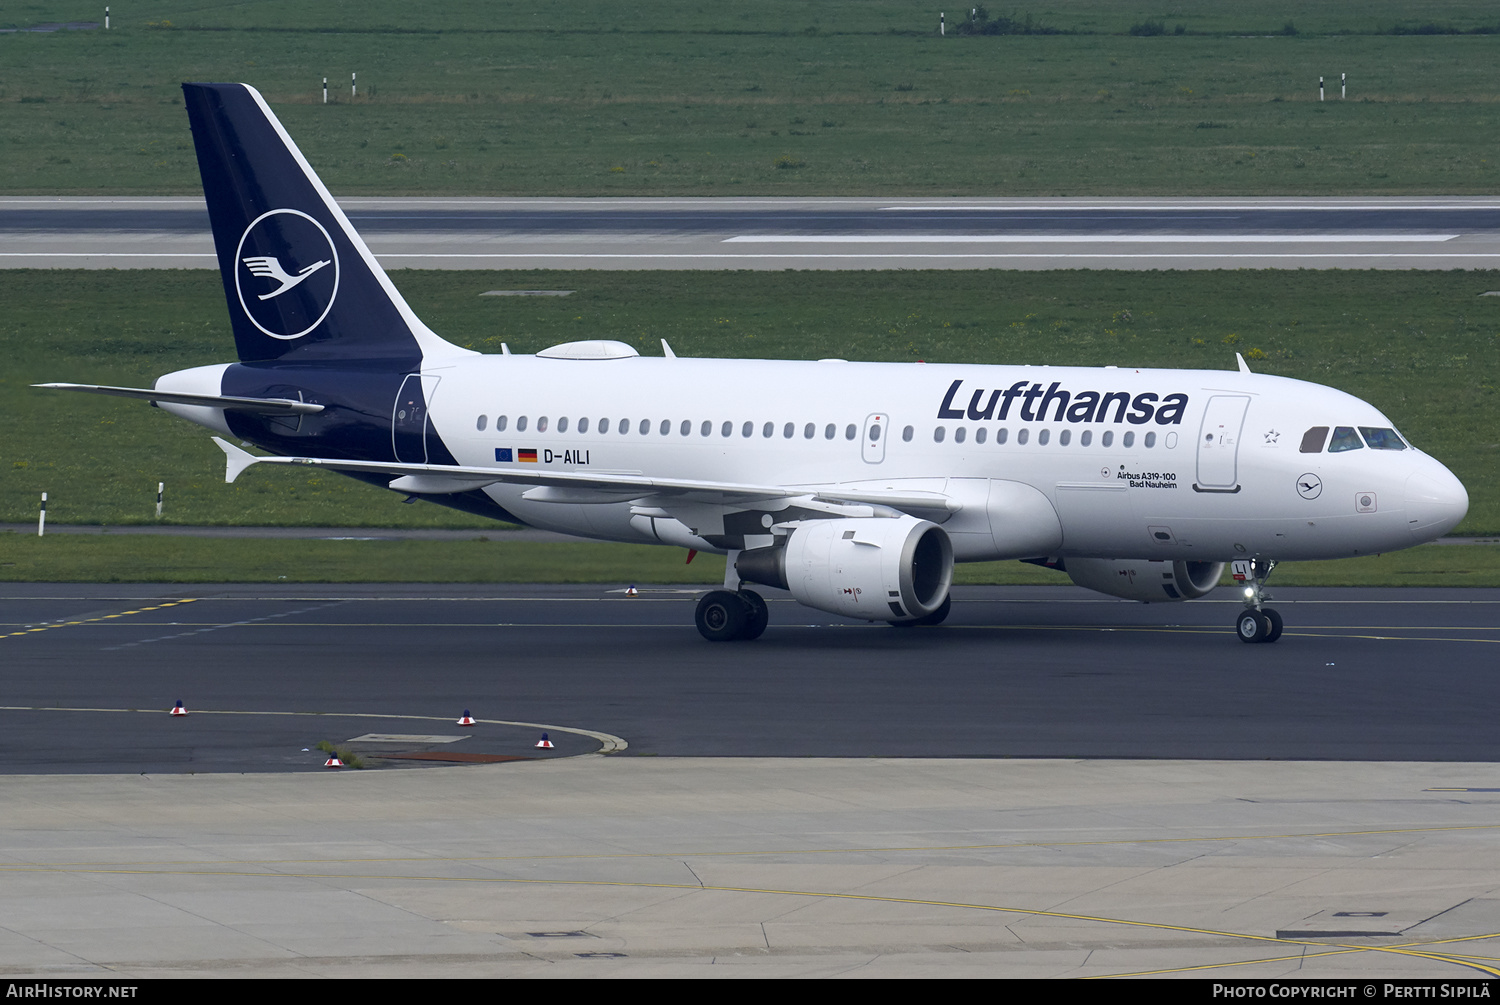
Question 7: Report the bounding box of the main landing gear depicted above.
[695,589,769,642]
[889,593,952,628]
[1233,558,1283,644]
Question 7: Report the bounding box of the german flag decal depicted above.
[518,449,538,463]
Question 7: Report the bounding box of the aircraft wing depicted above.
[211,438,958,513]
[35,383,324,415]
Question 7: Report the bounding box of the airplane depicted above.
[36,83,1470,644]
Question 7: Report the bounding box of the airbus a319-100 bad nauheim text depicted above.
[37,83,1470,642]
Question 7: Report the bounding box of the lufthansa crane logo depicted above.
[234,208,340,340]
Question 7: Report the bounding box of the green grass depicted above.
[6,1,1500,195]
[2,533,1495,586]
[4,268,1495,533]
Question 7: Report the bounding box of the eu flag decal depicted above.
[495,448,513,462]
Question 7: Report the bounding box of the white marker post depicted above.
[1342,72,1346,99]
[352,72,357,100]
[104,6,109,29]
[323,77,328,104]
[1319,76,1324,101]
[38,493,46,537]
[940,12,945,35]
[156,482,164,519]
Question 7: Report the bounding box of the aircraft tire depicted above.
[697,590,748,642]
[913,593,952,626]
[1263,607,1284,643]
[889,592,951,628]
[1236,610,1271,644]
[738,589,769,641]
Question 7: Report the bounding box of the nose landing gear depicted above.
[1233,559,1283,643]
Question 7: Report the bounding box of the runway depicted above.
[7,196,1500,270]
[5,582,1500,978]
[3,583,1498,771]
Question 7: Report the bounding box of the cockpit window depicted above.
[1299,426,1329,453]
[1359,426,1407,450]
[1328,426,1364,453]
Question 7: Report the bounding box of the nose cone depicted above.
[1406,465,1469,541]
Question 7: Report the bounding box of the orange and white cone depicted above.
[534,732,555,749]
[324,754,344,768]
[457,709,476,726]
[170,701,188,717]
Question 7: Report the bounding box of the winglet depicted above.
[1236,352,1251,374]
[212,436,262,484]
[661,339,677,359]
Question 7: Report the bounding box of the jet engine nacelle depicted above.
[1064,558,1225,603]
[737,515,953,621]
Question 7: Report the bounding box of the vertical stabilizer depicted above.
[182,83,473,364]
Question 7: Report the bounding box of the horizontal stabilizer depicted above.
[35,383,323,415]
[212,436,266,484]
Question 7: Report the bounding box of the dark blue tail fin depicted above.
[182,83,469,365]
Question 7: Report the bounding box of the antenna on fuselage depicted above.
[661,339,677,359]
[1236,352,1251,374]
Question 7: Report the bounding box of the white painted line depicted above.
[363,252,1500,260]
[724,234,1461,244]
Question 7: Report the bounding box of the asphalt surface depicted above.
[8,196,1500,269]
[3,583,1497,772]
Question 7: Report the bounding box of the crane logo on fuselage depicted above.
[234,208,340,340]
[937,379,1188,425]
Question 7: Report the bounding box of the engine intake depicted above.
[1064,558,1225,603]
[737,515,953,621]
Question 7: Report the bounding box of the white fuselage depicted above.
[402,353,1467,563]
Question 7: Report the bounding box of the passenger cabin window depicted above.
[1102,431,1113,447]
[996,428,1008,444]
[1017,429,1029,445]
[619,418,630,434]
[805,423,816,439]
[1037,429,1049,446]
[578,417,590,434]
[1143,432,1155,448]
[1361,427,1407,450]
[702,420,712,436]
[537,416,549,432]
[845,424,857,441]
[1328,426,1364,453]
[975,428,987,444]
[660,419,671,435]
[557,417,569,433]
[784,422,795,439]
[1300,426,1329,453]
[763,422,774,438]
[496,415,508,432]
[476,415,487,431]
[1080,430,1091,447]
[681,420,692,436]
[742,421,754,438]
[824,424,836,440]
[934,427,946,443]
[599,418,610,434]
[954,427,966,443]
[517,415,528,432]
[902,425,913,442]
[1059,429,1070,446]
[1123,431,1135,448]
[722,421,733,437]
